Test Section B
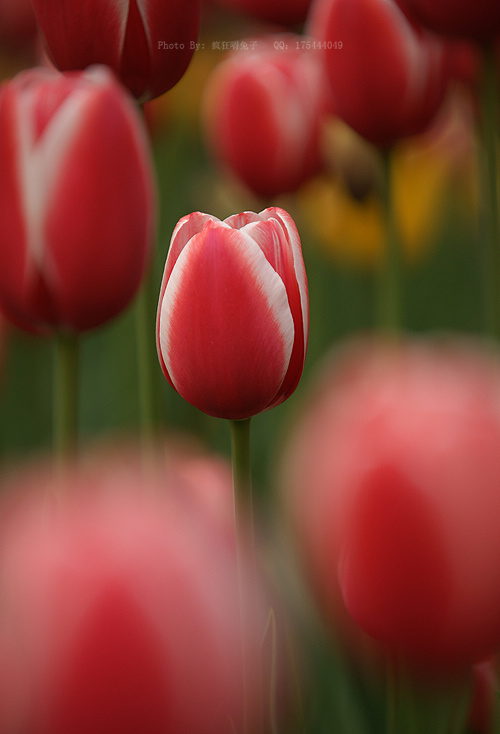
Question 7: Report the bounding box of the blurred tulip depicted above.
[307,0,449,146]
[203,36,326,199]
[395,0,500,41]
[284,336,500,672]
[156,207,308,420]
[0,448,264,734]
[30,0,200,101]
[213,0,313,30]
[0,65,155,334]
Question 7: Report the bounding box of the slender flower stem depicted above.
[53,331,79,466]
[134,276,156,455]
[229,417,260,734]
[479,41,500,339]
[377,147,402,335]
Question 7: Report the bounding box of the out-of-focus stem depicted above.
[377,147,402,335]
[53,331,79,468]
[479,41,500,339]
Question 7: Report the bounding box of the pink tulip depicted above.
[284,336,500,672]
[30,0,199,101]
[395,0,500,41]
[308,0,449,146]
[0,65,155,334]
[203,36,326,199]
[156,208,309,420]
[0,452,263,734]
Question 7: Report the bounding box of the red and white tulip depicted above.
[156,208,309,420]
[0,65,155,334]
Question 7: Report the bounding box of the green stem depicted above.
[377,147,402,335]
[134,277,156,453]
[479,41,500,339]
[229,417,259,734]
[53,332,79,465]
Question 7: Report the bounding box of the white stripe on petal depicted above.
[17,82,97,286]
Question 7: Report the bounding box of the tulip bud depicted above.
[156,208,309,420]
[0,454,264,734]
[308,0,449,146]
[0,66,155,334]
[285,336,500,672]
[395,0,500,41]
[30,0,200,102]
[203,36,326,199]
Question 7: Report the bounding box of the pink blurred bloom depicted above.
[0,448,264,734]
[203,35,327,198]
[0,65,155,334]
[307,0,449,146]
[30,0,200,101]
[285,336,500,672]
[156,208,309,420]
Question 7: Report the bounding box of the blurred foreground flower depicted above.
[0,443,264,734]
[156,207,308,420]
[203,36,326,199]
[308,0,449,146]
[284,336,500,673]
[30,0,200,101]
[0,65,155,334]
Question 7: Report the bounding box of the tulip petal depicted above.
[158,223,294,420]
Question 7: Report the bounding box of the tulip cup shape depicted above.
[307,0,449,146]
[156,208,309,420]
[203,35,327,199]
[284,335,500,673]
[0,65,155,334]
[0,451,265,734]
[30,0,200,101]
[395,0,500,41]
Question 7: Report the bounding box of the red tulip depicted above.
[0,453,263,734]
[203,36,326,198]
[308,0,449,146]
[395,0,500,41]
[285,336,500,672]
[0,65,155,334]
[156,208,309,420]
[213,0,313,30]
[30,0,200,101]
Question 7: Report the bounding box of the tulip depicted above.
[30,0,199,102]
[0,451,264,734]
[203,36,326,199]
[0,65,155,334]
[156,207,309,420]
[307,0,449,146]
[214,0,313,30]
[284,336,500,672]
[395,0,500,41]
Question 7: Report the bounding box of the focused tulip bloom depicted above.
[0,452,264,734]
[395,0,500,41]
[203,37,326,199]
[156,208,309,420]
[30,0,200,101]
[284,336,500,672]
[308,0,449,146]
[0,65,155,334]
